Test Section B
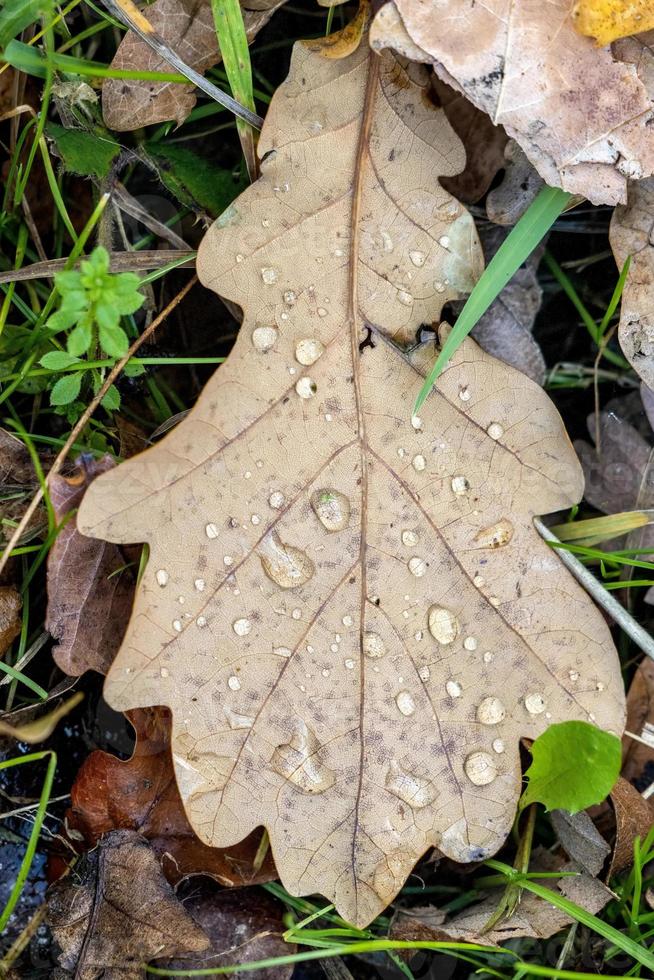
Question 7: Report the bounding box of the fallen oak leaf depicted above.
[102,0,284,131]
[607,776,654,876]
[46,455,135,678]
[573,0,654,46]
[78,36,624,927]
[67,706,277,887]
[371,0,654,205]
[47,830,209,979]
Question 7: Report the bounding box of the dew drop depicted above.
[173,619,182,633]
[569,670,579,682]
[291,608,302,620]
[473,574,485,587]
[451,475,470,495]
[418,665,430,682]
[477,696,506,725]
[483,651,494,664]
[284,289,297,306]
[251,325,278,351]
[342,614,354,627]
[434,281,445,293]
[205,522,219,539]
[160,666,169,677]
[474,519,514,549]
[363,632,386,658]
[463,636,478,651]
[310,488,350,532]
[446,679,462,698]
[428,605,460,645]
[385,759,436,808]
[261,267,278,284]
[524,692,546,715]
[196,615,207,628]
[396,690,416,716]
[269,490,285,509]
[458,386,471,402]
[274,646,292,658]
[402,529,419,547]
[259,532,314,590]
[156,569,169,587]
[194,578,205,592]
[411,415,423,431]
[224,706,254,730]
[381,231,394,251]
[295,338,324,366]
[295,377,317,399]
[228,675,241,691]
[317,307,328,317]
[464,751,497,786]
[413,454,426,472]
[487,422,504,440]
[408,556,427,577]
[397,290,414,307]
[251,514,261,526]
[409,249,426,267]
[272,720,335,794]
[439,235,450,249]
[492,738,505,754]
[233,618,251,637]
[344,659,355,670]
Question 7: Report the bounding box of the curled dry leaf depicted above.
[78,37,624,927]
[610,177,654,389]
[608,776,654,876]
[390,852,613,946]
[67,706,277,887]
[371,0,654,205]
[47,830,209,979]
[156,882,295,980]
[0,692,83,744]
[46,455,135,678]
[102,0,285,130]
[550,808,610,877]
[623,656,654,786]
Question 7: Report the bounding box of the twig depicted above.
[534,517,654,662]
[0,250,196,283]
[101,0,264,130]
[0,276,198,578]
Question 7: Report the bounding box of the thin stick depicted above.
[0,276,198,578]
[534,517,654,662]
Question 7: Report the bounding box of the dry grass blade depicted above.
[0,250,196,284]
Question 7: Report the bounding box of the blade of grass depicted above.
[415,186,573,414]
[210,0,258,180]
[550,511,652,547]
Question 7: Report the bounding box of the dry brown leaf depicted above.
[623,657,654,785]
[372,0,654,205]
[46,455,135,678]
[156,882,295,979]
[390,852,613,946]
[486,141,545,227]
[550,808,610,877]
[610,176,654,388]
[432,79,508,205]
[0,428,50,548]
[0,586,21,657]
[78,38,624,927]
[102,0,285,130]
[608,777,654,876]
[47,830,209,979]
[67,706,277,887]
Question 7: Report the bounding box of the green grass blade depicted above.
[210,0,257,176]
[414,186,572,414]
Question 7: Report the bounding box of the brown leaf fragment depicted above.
[78,37,624,927]
[432,79,508,205]
[575,410,653,516]
[486,141,545,227]
[0,586,21,657]
[155,882,294,980]
[390,853,613,946]
[372,0,654,204]
[67,706,277,888]
[0,428,50,548]
[608,777,654,877]
[46,455,135,678]
[470,225,546,385]
[550,809,610,877]
[102,0,285,130]
[610,176,654,388]
[47,830,209,979]
[623,657,654,786]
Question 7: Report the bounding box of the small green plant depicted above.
[42,245,145,411]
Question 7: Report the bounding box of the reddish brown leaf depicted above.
[67,706,277,888]
[623,657,654,786]
[608,777,654,877]
[46,455,135,677]
[0,586,21,657]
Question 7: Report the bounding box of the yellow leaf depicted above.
[573,0,654,46]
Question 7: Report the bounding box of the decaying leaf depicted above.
[573,0,654,46]
[0,585,21,656]
[610,177,654,388]
[608,777,654,876]
[102,0,285,130]
[46,455,135,678]
[0,427,49,546]
[550,808,610,877]
[0,691,83,744]
[156,882,294,980]
[67,706,277,887]
[78,37,624,928]
[623,656,654,786]
[47,830,209,979]
[390,852,613,946]
[486,141,545,227]
[371,0,654,204]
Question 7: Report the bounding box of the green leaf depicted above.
[144,142,247,216]
[520,721,621,813]
[39,351,81,370]
[124,360,145,378]
[95,301,120,331]
[101,384,121,412]
[414,186,573,414]
[46,308,80,334]
[67,317,93,357]
[53,269,82,292]
[0,0,46,48]
[46,123,121,179]
[98,320,129,359]
[50,372,82,406]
